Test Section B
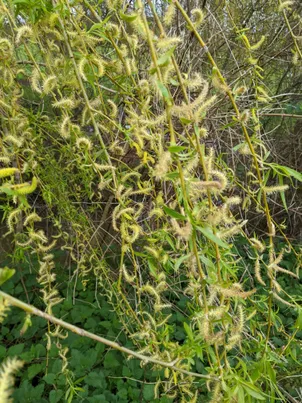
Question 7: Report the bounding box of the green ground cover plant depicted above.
[0,0,301,401]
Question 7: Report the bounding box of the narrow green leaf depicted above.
[279,165,302,182]
[278,174,288,211]
[237,385,245,403]
[196,226,229,249]
[156,81,171,104]
[295,308,302,330]
[163,206,186,221]
[183,322,193,340]
[119,12,138,22]
[157,47,175,67]
[168,145,187,153]
[174,255,190,272]
[179,117,192,124]
[268,163,302,182]
[242,385,265,400]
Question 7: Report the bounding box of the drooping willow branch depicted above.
[0,291,217,381]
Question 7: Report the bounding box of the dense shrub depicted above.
[0,0,301,402]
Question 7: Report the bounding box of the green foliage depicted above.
[0,253,172,402]
[0,0,301,401]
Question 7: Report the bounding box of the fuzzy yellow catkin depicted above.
[278,1,294,12]
[30,68,42,93]
[0,38,13,55]
[0,357,24,402]
[226,333,241,350]
[263,184,289,194]
[240,109,250,123]
[215,283,256,299]
[7,209,21,233]
[124,224,141,244]
[0,168,18,178]
[23,212,42,227]
[225,196,241,206]
[191,180,222,192]
[274,265,298,278]
[292,51,299,65]
[209,382,222,403]
[140,284,161,304]
[0,156,10,165]
[144,246,160,259]
[43,75,57,94]
[218,219,248,239]
[0,98,12,111]
[76,137,92,150]
[157,37,181,50]
[255,257,266,286]
[107,100,117,118]
[154,303,172,313]
[3,135,23,148]
[12,177,38,196]
[38,239,57,253]
[238,143,251,155]
[78,57,88,81]
[171,81,209,117]
[256,86,272,100]
[273,292,295,307]
[91,56,105,77]
[29,229,47,244]
[192,8,204,28]
[52,98,75,109]
[250,35,266,51]
[212,70,229,93]
[60,116,71,139]
[153,151,172,180]
[210,169,228,190]
[121,264,135,283]
[0,295,11,323]
[15,25,33,44]
[250,237,265,252]
[171,219,192,241]
[163,2,176,26]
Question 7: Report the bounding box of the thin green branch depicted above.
[0,291,217,381]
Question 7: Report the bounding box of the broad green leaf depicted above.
[43,373,56,385]
[196,226,229,249]
[49,389,64,403]
[28,363,43,380]
[163,206,186,221]
[143,384,154,400]
[0,267,15,285]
